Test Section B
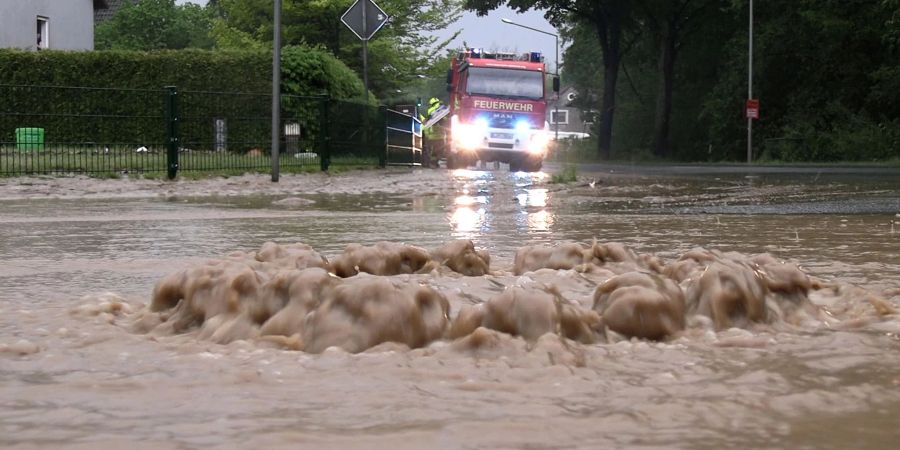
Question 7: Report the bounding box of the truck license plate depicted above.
[491,132,513,139]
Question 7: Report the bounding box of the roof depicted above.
[94,0,130,23]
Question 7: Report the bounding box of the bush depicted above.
[279,46,373,154]
[550,164,578,183]
[549,138,602,163]
[827,116,899,162]
[767,109,900,162]
[281,46,368,102]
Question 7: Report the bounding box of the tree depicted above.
[698,0,899,162]
[636,0,721,158]
[492,1,897,162]
[95,0,215,50]
[212,0,463,99]
[559,24,603,130]
[464,0,634,159]
[866,0,900,121]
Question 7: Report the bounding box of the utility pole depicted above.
[271,0,282,182]
[362,4,368,102]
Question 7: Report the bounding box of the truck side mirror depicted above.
[553,76,560,93]
[446,69,452,85]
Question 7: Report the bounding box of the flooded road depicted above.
[1,165,899,449]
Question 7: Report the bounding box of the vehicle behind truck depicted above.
[446,47,554,172]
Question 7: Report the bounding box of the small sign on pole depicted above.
[746,98,760,120]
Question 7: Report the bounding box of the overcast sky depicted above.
[176,1,563,69]
[433,6,563,71]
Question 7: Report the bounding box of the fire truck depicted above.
[443,47,556,172]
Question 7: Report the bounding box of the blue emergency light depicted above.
[529,52,542,62]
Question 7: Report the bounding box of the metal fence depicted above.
[0,84,421,178]
[386,107,422,166]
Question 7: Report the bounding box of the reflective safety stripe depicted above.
[421,100,444,140]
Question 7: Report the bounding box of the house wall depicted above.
[547,91,592,134]
[0,0,96,51]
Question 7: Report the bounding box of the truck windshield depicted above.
[466,67,544,100]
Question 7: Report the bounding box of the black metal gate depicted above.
[385,108,422,166]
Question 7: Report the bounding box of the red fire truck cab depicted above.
[446,48,552,172]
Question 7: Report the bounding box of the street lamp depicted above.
[501,18,559,142]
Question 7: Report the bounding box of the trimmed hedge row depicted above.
[0,47,369,153]
[0,49,271,91]
[0,45,371,94]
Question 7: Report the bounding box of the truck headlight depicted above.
[528,131,550,154]
[453,123,483,150]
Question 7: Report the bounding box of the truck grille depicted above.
[488,143,514,149]
[489,117,516,129]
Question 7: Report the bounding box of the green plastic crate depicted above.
[16,127,45,151]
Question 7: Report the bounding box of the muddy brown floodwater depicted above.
[1,165,899,449]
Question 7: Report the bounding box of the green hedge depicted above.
[0,47,369,153]
[0,48,271,91]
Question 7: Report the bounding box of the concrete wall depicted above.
[0,0,96,51]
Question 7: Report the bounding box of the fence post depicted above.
[379,105,388,168]
[164,86,180,180]
[319,96,330,171]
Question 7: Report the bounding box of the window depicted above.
[550,110,569,125]
[36,16,49,50]
[582,110,598,124]
[466,67,544,100]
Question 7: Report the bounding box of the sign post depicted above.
[341,0,389,102]
[747,0,754,164]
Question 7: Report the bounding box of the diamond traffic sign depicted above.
[341,0,389,41]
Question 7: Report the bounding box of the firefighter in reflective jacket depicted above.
[419,97,444,167]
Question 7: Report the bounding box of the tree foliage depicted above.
[212,0,463,99]
[281,45,367,99]
[696,0,899,161]
[464,0,635,159]
[95,0,215,50]
[482,0,898,162]
[96,0,464,101]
